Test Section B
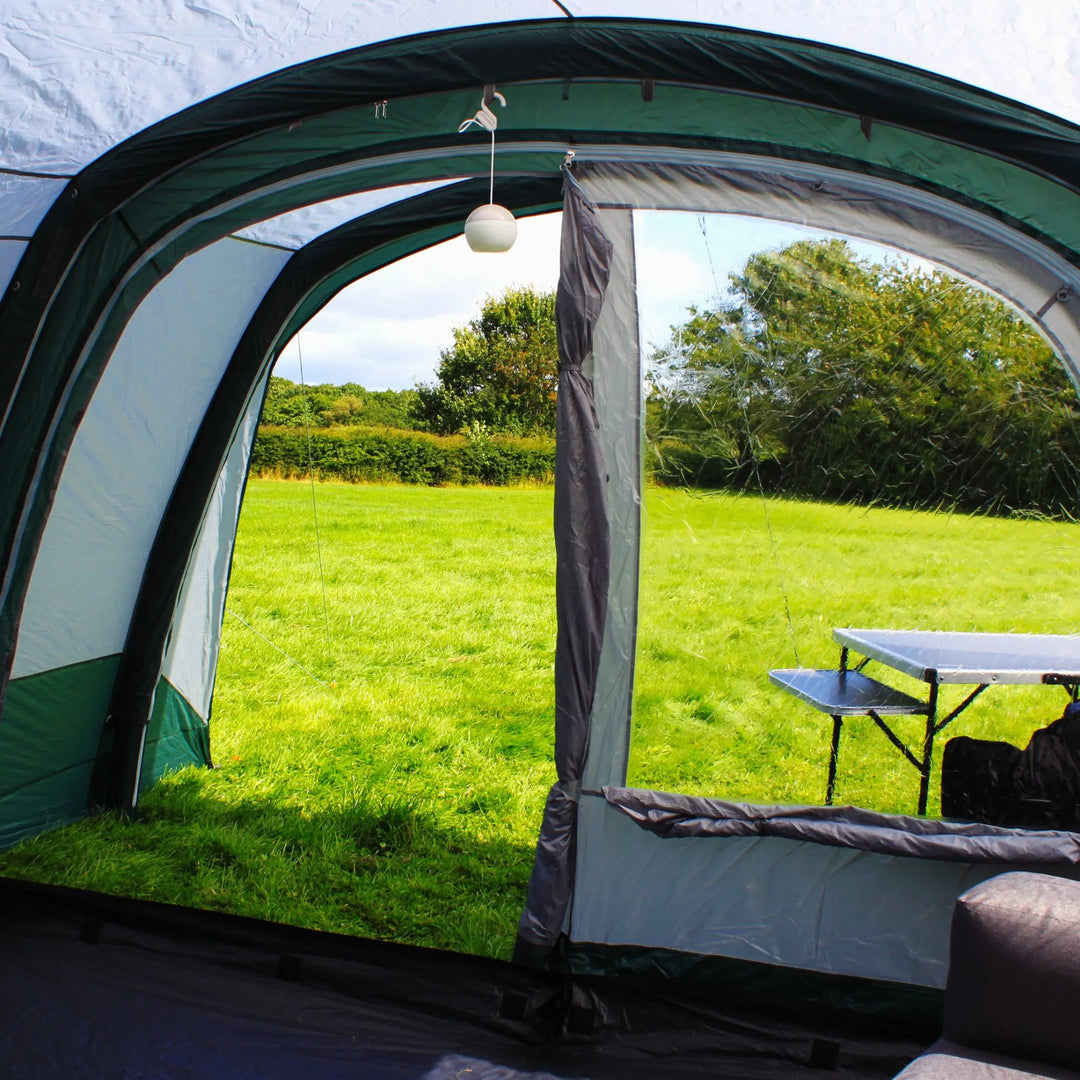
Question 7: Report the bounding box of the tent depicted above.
[4,4,1080,1074]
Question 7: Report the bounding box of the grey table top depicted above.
[833,628,1080,685]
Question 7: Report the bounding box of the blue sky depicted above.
[274,210,926,390]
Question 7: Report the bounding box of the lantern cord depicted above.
[489,128,496,204]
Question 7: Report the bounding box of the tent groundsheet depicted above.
[0,875,928,1079]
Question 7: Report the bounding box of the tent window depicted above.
[626,208,1080,825]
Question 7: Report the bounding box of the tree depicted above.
[650,239,1080,514]
[413,287,558,436]
[260,376,420,431]
[260,376,338,427]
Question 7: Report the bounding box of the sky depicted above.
[273,209,930,391]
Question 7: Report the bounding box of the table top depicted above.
[833,628,1080,685]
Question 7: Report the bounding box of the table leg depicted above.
[826,714,843,806]
[917,683,939,816]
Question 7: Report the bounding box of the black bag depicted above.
[941,701,1080,829]
[941,736,1021,823]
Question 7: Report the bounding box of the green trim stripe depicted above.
[139,678,211,794]
[566,941,945,1030]
[0,659,210,848]
[0,656,119,850]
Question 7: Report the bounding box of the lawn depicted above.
[0,479,1076,959]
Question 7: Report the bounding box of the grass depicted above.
[631,490,1080,813]
[0,479,1077,958]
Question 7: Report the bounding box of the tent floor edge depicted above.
[511,931,563,971]
[565,941,945,1035]
[0,877,932,1078]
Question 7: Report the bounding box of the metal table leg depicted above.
[826,714,843,806]
[917,683,939,816]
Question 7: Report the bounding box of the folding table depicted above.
[770,629,1080,815]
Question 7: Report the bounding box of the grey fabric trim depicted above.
[571,158,1080,389]
[518,171,613,948]
[604,787,1080,865]
[578,202,641,792]
[895,1038,1080,1079]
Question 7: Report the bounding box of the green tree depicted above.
[651,238,1080,513]
[413,287,558,435]
[260,376,338,427]
[260,376,421,431]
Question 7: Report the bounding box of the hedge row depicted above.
[646,431,1080,518]
[251,426,555,486]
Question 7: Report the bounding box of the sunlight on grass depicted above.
[0,480,1076,958]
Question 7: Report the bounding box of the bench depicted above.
[769,668,929,805]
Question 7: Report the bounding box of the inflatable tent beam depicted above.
[6,18,1080,717]
[98,175,563,811]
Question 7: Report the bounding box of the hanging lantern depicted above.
[458,86,516,253]
[464,203,518,253]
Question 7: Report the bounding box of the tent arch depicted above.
[4,14,1080,1019]
[102,175,563,810]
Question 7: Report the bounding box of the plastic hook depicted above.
[458,86,507,134]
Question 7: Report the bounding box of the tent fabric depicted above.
[102,176,562,811]
[563,160,1080,385]
[4,8,1080,1031]
[3,4,1080,182]
[603,787,1080,865]
[11,238,289,681]
[233,183,461,252]
[7,20,1080,705]
[570,793,1004,990]
[0,875,930,1080]
[518,171,613,950]
[576,203,641,793]
[2,175,562,835]
[555,151,1080,992]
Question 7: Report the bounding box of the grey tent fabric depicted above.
[604,787,1080,865]
[517,171,613,950]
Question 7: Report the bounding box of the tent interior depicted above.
[4,8,1080,1077]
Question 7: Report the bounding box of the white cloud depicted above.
[274,206,959,391]
[275,212,562,389]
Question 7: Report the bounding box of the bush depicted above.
[250,426,555,487]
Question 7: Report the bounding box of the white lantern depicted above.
[464,203,518,253]
[458,87,516,254]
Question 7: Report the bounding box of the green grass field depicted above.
[0,479,1077,959]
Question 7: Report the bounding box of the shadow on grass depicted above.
[0,769,541,960]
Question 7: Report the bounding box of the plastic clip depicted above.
[458,85,507,133]
[1037,284,1072,318]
